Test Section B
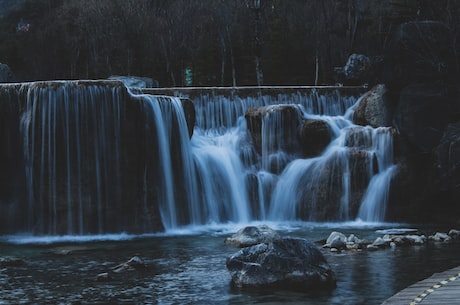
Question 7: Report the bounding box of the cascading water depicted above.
[0,81,397,235]
[190,92,396,225]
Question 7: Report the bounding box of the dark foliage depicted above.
[1,0,459,86]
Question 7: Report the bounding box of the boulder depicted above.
[245,105,303,155]
[384,21,457,91]
[325,231,347,246]
[226,238,336,290]
[224,225,280,248]
[0,63,16,83]
[353,84,392,128]
[299,119,332,157]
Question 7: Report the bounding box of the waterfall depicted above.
[20,82,124,234]
[190,92,396,224]
[0,82,396,235]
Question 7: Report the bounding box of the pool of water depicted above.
[1,222,459,305]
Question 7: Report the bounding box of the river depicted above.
[1,222,459,305]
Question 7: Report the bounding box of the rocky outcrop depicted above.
[353,84,393,128]
[224,225,280,248]
[226,238,336,290]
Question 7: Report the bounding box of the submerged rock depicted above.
[224,225,280,248]
[226,238,336,290]
[112,256,145,273]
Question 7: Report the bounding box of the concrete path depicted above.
[382,266,460,305]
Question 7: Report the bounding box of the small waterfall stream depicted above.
[0,81,396,235]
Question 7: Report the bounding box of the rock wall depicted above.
[380,21,460,223]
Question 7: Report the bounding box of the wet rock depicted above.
[0,257,24,267]
[372,237,388,248]
[245,104,303,156]
[112,256,145,273]
[179,97,196,138]
[429,232,452,242]
[299,119,332,158]
[353,84,392,128]
[404,235,426,245]
[226,238,336,290]
[325,232,347,246]
[330,238,346,251]
[224,225,280,248]
[324,232,368,251]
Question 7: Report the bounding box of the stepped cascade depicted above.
[0,81,396,235]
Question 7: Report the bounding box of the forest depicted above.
[0,0,459,86]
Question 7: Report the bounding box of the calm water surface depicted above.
[1,222,459,305]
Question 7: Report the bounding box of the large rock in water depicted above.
[226,238,336,290]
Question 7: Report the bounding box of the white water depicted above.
[182,92,397,227]
[11,82,396,234]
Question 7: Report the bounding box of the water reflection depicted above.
[0,225,459,305]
